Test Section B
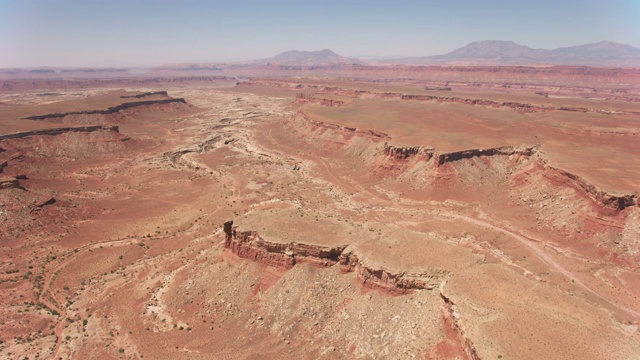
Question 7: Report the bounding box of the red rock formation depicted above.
[384,144,435,161]
[223,221,346,269]
[539,161,637,212]
[120,91,169,99]
[23,99,188,121]
[295,93,345,107]
[288,111,637,212]
[0,125,120,141]
[0,177,19,190]
[338,250,442,294]
[223,221,442,295]
[437,146,537,165]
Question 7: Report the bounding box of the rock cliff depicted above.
[295,93,345,107]
[223,220,442,294]
[285,111,638,212]
[24,99,188,121]
[0,125,120,141]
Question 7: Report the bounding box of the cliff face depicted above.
[243,79,640,108]
[338,250,442,294]
[384,144,435,161]
[0,125,120,141]
[540,161,637,211]
[0,177,20,190]
[437,146,537,165]
[120,91,169,99]
[0,125,129,160]
[24,99,188,121]
[284,111,637,213]
[223,220,346,269]
[223,221,442,294]
[295,93,345,107]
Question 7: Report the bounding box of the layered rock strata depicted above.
[223,221,442,294]
[0,125,120,140]
[23,99,187,121]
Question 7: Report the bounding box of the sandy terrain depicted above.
[0,70,639,359]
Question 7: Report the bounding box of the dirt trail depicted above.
[443,212,640,320]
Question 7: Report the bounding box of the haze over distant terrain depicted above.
[0,0,639,67]
[2,1,640,359]
[388,40,640,66]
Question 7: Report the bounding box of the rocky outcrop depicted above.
[399,94,548,113]
[384,144,435,161]
[0,125,120,141]
[238,78,640,103]
[0,177,20,190]
[30,196,56,211]
[437,146,537,165]
[120,91,168,99]
[295,93,345,107]
[23,99,188,121]
[223,220,347,268]
[223,220,441,294]
[339,250,442,294]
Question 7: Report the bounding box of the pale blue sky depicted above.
[1,0,638,67]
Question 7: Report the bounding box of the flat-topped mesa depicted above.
[223,220,347,268]
[399,94,550,113]
[222,220,441,294]
[120,91,169,99]
[437,145,537,165]
[425,86,452,91]
[295,93,345,107]
[287,83,631,114]
[384,143,435,161]
[23,98,188,120]
[318,87,369,98]
[0,125,120,141]
[289,111,637,213]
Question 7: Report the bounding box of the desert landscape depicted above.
[0,57,639,359]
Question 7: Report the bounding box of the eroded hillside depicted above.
[0,78,639,359]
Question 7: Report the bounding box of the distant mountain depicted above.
[393,40,640,67]
[442,40,549,60]
[253,49,358,66]
[551,41,640,64]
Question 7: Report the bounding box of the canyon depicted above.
[0,65,639,360]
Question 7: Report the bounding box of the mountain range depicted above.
[400,40,640,66]
[260,41,640,67]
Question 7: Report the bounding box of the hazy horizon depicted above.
[1,0,639,68]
